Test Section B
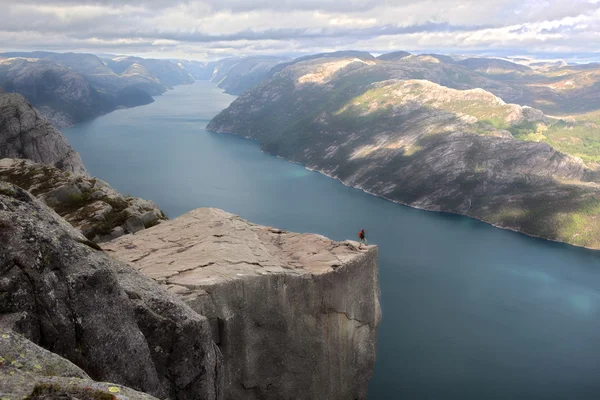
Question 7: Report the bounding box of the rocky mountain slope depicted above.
[104,208,380,400]
[0,92,86,174]
[0,158,166,242]
[0,182,222,399]
[208,54,600,249]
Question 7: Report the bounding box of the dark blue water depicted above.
[64,81,600,400]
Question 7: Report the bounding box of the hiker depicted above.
[358,229,367,248]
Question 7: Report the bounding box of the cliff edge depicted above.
[104,208,381,400]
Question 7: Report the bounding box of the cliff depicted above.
[0,158,166,242]
[0,182,222,400]
[207,55,600,249]
[0,93,87,174]
[104,208,381,400]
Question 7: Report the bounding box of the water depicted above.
[64,81,600,400]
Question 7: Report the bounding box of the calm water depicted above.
[65,81,600,400]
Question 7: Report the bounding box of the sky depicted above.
[1,0,600,61]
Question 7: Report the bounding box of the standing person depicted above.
[358,229,367,248]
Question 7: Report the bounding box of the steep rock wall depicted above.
[0,92,86,174]
[104,208,381,400]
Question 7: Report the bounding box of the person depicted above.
[358,229,367,248]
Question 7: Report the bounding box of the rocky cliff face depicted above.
[208,55,600,249]
[0,329,160,399]
[104,208,381,400]
[0,93,87,174]
[0,182,222,400]
[0,158,166,242]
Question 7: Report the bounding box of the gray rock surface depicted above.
[104,208,381,400]
[0,158,166,242]
[0,93,87,174]
[0,329,161,400]
[0,182,222,400]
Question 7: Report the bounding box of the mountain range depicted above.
[208,51,600,249]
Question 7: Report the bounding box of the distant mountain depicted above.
[0,58,118,127]
[177,60,213,80]
[208,53,600,249]
[0,52,198,127]
[208,56,290,94]
[459,57,533,75]
[419,54,457,64]
[269,51,373,76]
[104,56,194,87]
[377,51,411,61]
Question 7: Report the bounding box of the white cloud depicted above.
[0,0,598,60]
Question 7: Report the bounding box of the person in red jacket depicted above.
[358,229,367,248]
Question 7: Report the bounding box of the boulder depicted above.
[0,182,222,400]
[125,215,146,233]
[0,329,160,399]
[141,210,159,227]
[46,184,82,205]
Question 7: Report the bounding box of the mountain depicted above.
[0,57,118,127]
[459,57,600,114]
[179,56,290,95]
[177,60,214,80]
[104,56,194,87]
[377,51,411,61]
[459,57,533,75]
[0,52,168,96]
[269,51,374,77]
[0,92,87,174]
[207,56,290,94]
[208,54,600,249]
[0,52,201,127]
[0,55,156,127]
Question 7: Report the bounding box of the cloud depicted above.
[0,0,599,60]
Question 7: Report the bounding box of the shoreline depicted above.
[219,130,600,254]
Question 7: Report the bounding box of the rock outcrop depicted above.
[0,329,159,399]
[104,208,381,400]
[0,182,222,400]
[0,93,87,174]
[0,158,166,242]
